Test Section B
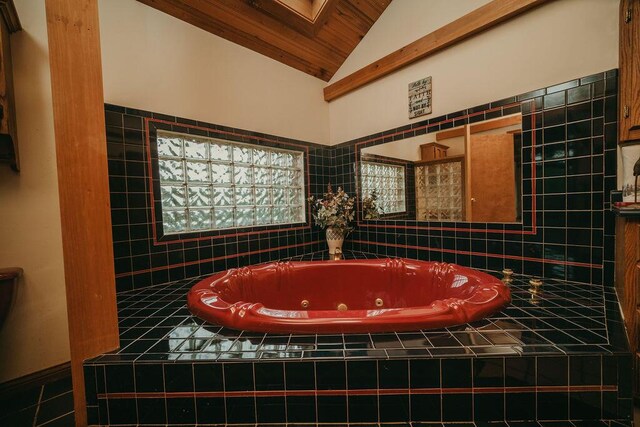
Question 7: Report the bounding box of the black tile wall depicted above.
[333,70,619,286]
[107,69,618,290]
[106,105,334,291]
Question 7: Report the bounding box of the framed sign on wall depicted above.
[408,76,432,119]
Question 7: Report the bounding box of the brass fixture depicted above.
[529,293,542,305]
[301,299,309,309]
[337,303,348,311]
[375,298,384,307]
[501,268,513,284]
[529,278,543,295]
[331,248,343,260]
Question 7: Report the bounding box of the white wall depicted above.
[0,0,69,383]
[328,0,619,145]
[98,0,330,145]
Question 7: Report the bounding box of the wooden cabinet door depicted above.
[620,0,640,142]
[467,133,517,222]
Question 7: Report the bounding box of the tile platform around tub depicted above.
[81,423,632,427]
[84,251,632,426]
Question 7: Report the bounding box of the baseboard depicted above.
[0,361,71,397]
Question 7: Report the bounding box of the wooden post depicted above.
[464,125,473,221]
[45,1,119,425]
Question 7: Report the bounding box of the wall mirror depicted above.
[358,113,523,223]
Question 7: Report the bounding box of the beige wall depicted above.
[98,0,330,145]
[0,0,69,383]
[328,0,619,145]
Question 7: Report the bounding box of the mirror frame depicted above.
[354,100,537,236]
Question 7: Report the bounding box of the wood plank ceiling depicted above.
[136,0,392,81]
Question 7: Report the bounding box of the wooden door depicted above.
[620,0,640,142]
[467,133,516,222]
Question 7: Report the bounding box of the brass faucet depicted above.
[331,247,343,260]
[529,278,543,295]
[501,268,513,285]
[528,278,543,305]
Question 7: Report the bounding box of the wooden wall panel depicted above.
[45,0,119,425]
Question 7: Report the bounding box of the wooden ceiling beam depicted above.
[324,0,553,101]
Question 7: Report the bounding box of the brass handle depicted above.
[471,197,476,202]
[375,298,384,307]
[301,300,309,309]
[337,303,348,311]
[529,278,543,295]
[501,269,513,284]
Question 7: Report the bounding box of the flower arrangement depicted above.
[362,189,382,219]
[307,184,355,236]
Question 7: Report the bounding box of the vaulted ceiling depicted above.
[136,0,392,81]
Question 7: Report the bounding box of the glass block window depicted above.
[360,161,406,214]
[157,130,305,234]
[415,160,463,221]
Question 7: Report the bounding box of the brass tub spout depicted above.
[331,248,343,260]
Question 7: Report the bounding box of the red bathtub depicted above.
[187,259,511,334]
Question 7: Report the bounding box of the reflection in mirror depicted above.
[359,114,522,223]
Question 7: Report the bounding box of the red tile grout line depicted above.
[354,102,538,235]
[350,239,601,269]
[97,384,617,400]
[143,117,313,247]
[114,240,322,278]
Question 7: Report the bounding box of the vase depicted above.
[326,227,344,254]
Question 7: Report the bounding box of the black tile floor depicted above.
[0,375,75,426]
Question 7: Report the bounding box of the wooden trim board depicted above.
[45,0,119,425]
[323,0,552,101]
[464,125,472,220]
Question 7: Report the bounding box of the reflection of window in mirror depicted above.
[360,114,522,223]
[415,157,465,221]
[360,159,408,218]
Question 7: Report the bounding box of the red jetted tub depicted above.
[187,259,511,334]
